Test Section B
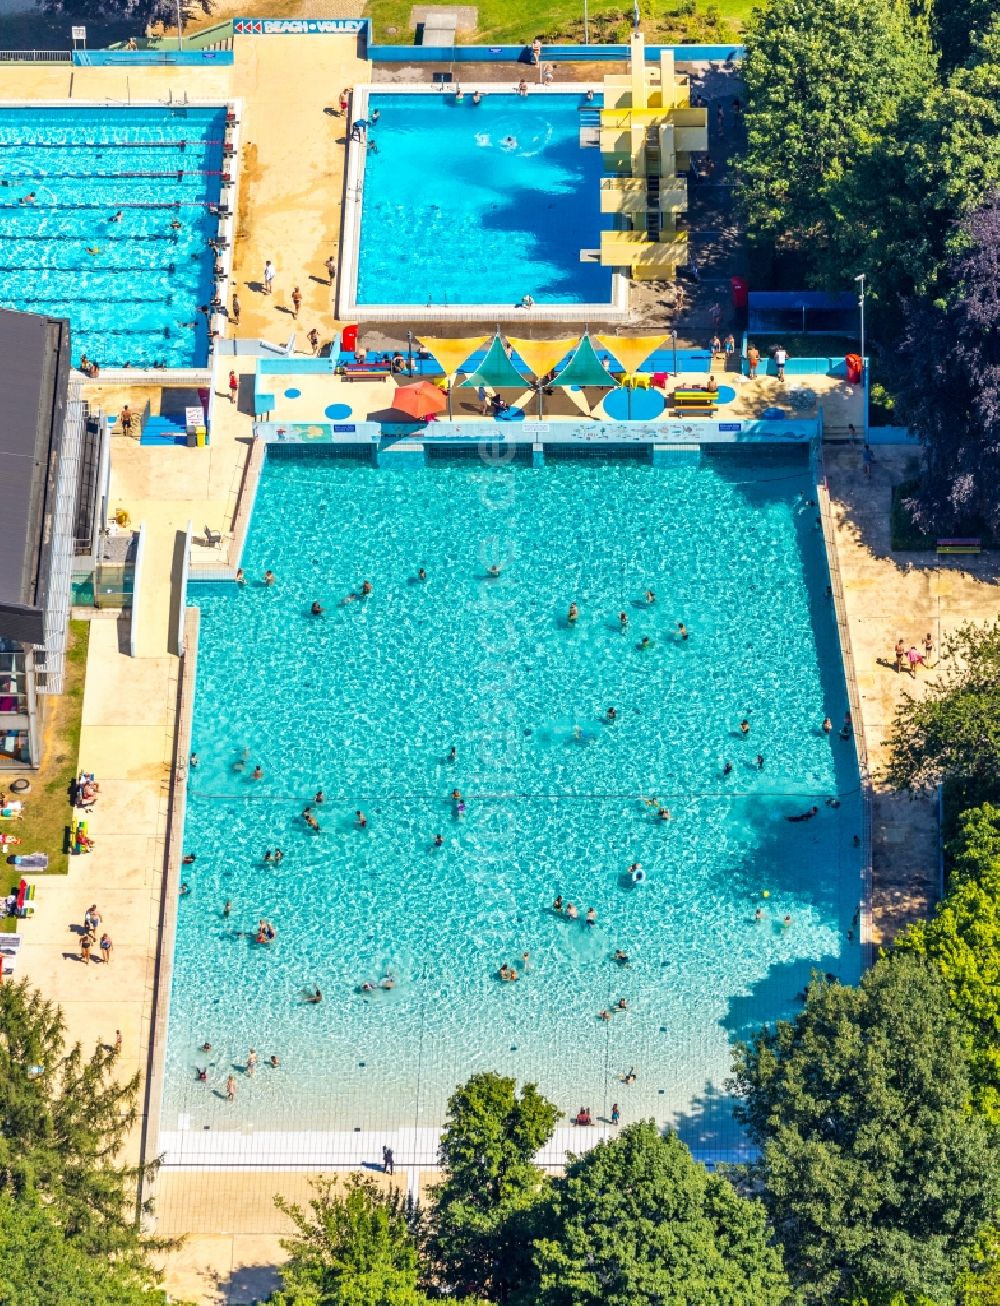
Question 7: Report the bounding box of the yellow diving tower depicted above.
[592,32,708,280]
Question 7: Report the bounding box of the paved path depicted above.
[825,443,1000,943]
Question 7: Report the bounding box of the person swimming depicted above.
[723,760,734,776]
[356,810,367,829]
[433,833,444,848]
[305,987,322,1003]
[552,895,564,912]
[606,707,617,722]
[310,601,323,615]
[501,134,517,149]
[567,602,579,624]
[677,621,689,640]
[614,949,629,965]
[619,612,628,629]
[645,590,656,604]
[418,567,427,582]
[787,806,819,822]
[566,902,578,919]
[585,907,597,926]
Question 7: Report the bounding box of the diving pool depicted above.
[355,93,612,307]
[0,105,227,368]
[163,446,863,1163]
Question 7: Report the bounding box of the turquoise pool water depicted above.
[165,447,863,1159]
[0,106,226,368]
[356,93,612,306]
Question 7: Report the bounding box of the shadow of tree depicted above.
[213,1261,283,1305]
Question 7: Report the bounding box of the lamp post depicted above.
[671,329,678,377]
[407,329,414,376]
[584,0,589,44]
[176,0,184,49]
[854,273,866,443]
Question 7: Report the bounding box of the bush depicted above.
[891,478,936,550]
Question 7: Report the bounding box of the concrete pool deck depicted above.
[258,366,862,434]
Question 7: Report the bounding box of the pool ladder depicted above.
[644,127,661,239]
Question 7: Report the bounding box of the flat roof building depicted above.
[0,307,93,767]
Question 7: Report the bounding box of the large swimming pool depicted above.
[355,93,612,307]
[0,106,226,368]
[164,446,862,1162]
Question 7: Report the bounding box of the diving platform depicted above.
[585,32,708,280]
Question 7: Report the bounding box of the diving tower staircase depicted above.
[588,33,708,281]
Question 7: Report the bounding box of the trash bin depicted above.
[845,353,863,385]
[730,276,748,310]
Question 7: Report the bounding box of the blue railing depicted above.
[73,48,234,66]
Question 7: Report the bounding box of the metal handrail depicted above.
[0,49,72,62]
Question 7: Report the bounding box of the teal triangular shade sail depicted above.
[551,333,618,388]
[460,334,528,389]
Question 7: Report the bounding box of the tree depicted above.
[820,20,1000,318]
[0,1194,167,1306]
[272,1176,428,1306]
[896,804,1000,1121]
[892,192,1000,537]
[0,977,163,1276]
[38,0,212,35]
[932,0,997,70]
[524,1120,790,1306]
[737,0,934,271]
[882,619,1000,802]
[731,956,1000,1303]
[430,1072,560,1301]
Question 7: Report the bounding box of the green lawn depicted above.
[4,621,90,891]
[365,0,753,47]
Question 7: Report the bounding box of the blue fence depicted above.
[228,18,742,63]
[368,41,743,63]
[74,48,234,65]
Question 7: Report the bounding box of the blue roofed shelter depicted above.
[747,292,858,336]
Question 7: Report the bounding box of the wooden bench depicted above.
[343,365,391,382]
[936,537,982,555]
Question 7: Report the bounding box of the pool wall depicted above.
[0,97,242,384]
[152,437,869,1170]
[338,84,629,324]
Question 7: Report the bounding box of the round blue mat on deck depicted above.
[284,388,302,399]
[716,384,736,404]
[324,403,353,419]
[495,406,526,422]
[603,387,665,420]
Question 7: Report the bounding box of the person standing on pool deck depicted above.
[325,255,336,284]
[774,345,787,381]
[228,370,238,404]
[263,260,276,295]
[226,1075,236,1101]
[291,286,302,320]
[747,344,760,379]
[231,292,241,326]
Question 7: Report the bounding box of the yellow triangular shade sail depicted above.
[506,338,578,380]
[419,335,489,379]
[597,335,669,376]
